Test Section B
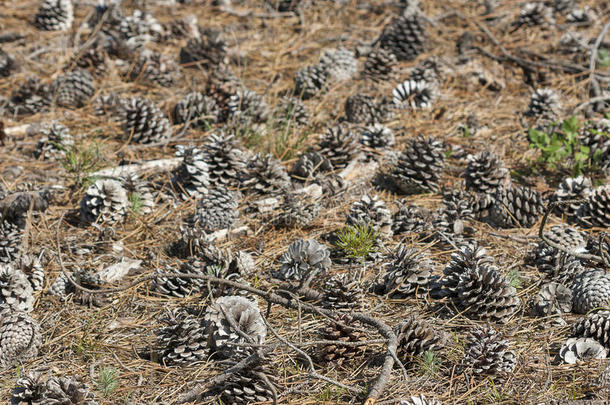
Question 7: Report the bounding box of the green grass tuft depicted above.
[97,367,119,397]
[335,223,379,260]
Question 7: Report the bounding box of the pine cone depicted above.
[566,7,597,25]
[392,79,438,109]
[0,49,18,77]
[343,94,391,125]
[526,88,561,120]
[322,273,363,311]
[186,186,239,232]
[294,64,328,100]
[173,92,220,128]
[0,264,34,313]
[156,309,208,365]
[529,225,587,277]
[227,89,269,125]
[572,310,610,348]
[12,371,45,403]
[50,70,95,108]
[201,131,248,187]
[577,185,610,228]
[48,272,72,299]
[66,44,108,78]
[119,97,171,144]
[127,50,181,87]
[243,153,291,195]
[554,176,592,220]
[389,135,446,194]
[346,194,393,238]
[531,282,573,317]
[361,124,395,152]
[392,202,428,234]
[80,179,129,225]
[395,316,443,361]
[120,173,155,216]
[464,151,509,194]
[378,244,433,299]
[179,33,228,70]
[34,0,74,31]
[560,337,607,364]
[275,238,331,281]
[92,93,126,116]
[462,326,516,376]
[431,188,474,244]
[0,220,22,264]
[580,120,610,170]
[378,12,427,61]
[489,184,546,228]
[205,67,243,121]
[34,122,74,160]
[409,57,445,84]
[515,2,554,28]
[8,77,51,116]
[400,395,442,405]
[0,309,41,369]
[318,313,367,366]
[18,255,45,293]
[43,375,97,404]
[273,96,309,128]
[363,48,397,81]
[173,146,210,199]
[572,269,610,314]
[291,151,333,180]
[553,0,574,12]
[271,192,320,228]
[218,357,277,405]
[317,124,361,170]
[319,47,358,82]
[203,296,266,358]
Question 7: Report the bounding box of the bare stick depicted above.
[90,158,181,178]
[588,22,610,111]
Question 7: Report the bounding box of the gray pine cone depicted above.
[8,77,51,116]
[67,44,108,78]
[361,124,395,152]
[572,269,610,314]
[363,49,397,82]
[173,145,210,200]
[218,367,276,405]
[400,395,442,405]
[12,371,45,403]
[378,13,427,61]
[243,153,291,196]
[579,119,610,170]
[346,194,393,238]
[572,310,610,349]
[389,135,446,194]
[566,7,597,25]
[173,92,220,128]
[119,97,171,144]
[48,272,72,299]
[127,50,181,87]
[0,49,18,78]
[156,309,208,365]
[462,326,516,376]
[204,296,266,358]
[431,188,475,244]
[344,94,381,124]
[322,273,363,311]
[0,220,22,264]
[319,313,366,366]
[34,122,74,160]
[0,264,34,313]
[34,0,74,31]
[19,255,45,293]
[530,225,587,277]
[291,151,333,180]
[395,316,443,361]
[80,179,129,225]
[92,93,126,116]
[120,173,155,216]
[378,245,432,298]
[560,337,607,364]
[577,185,610,228]
[319,47,358,82]
[489,184,546,228]
[531,282,573,317]
[227,89,269,125]
[42,375,97,404]
[554,176,592,220]
[50,70,95,108]
[317,124,361,170]
[186,186,239,232]
[271,192,320,228]
[0,309,41,369]
[392,202,428,234]
[273,96,309,128]
[515,2,554,28]
[464,151,509,194]
[294,64,328,100]
[202,132,248,187]
[179,33,228,70]
[526,88,561,120]
[275,238,331,281]
[392,79,438,109]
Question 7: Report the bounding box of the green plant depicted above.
[598,49,610,68]
[528,116,600,176]
[61,142,103,187]
[421,350,439,375]
[128,192,143,214]
[97,366,119,397]
[335,223,379,260]
[508,268,522,289]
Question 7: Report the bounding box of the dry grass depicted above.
[0,0,609,403]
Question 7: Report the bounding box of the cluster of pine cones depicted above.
[0,0,609,403]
